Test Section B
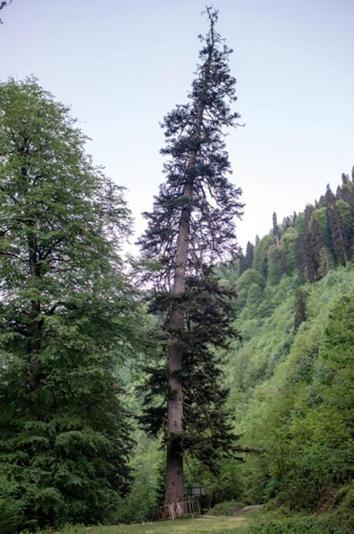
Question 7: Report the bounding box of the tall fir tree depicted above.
[324,184,336,206]
[138,7,243,508]
[272,211,280,246]
[295,204,317,282]
[241,241,254,272]
[0,79,140,530]
[328,199,352,264]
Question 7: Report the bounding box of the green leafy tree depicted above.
[281,227,298,275]
[235,268,265,310]
[253,235,273,278]
[293,288,307,332]
[138,8,243,507]
[267,244,286,285]
[0,79,139,530]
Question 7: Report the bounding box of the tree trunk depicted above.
[164,22,215,508]
[165,180,193,506]
[164,51,215,513]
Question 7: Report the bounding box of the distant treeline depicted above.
[237,170,354,284]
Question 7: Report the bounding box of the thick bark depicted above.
[164,31,214,505]
[165,180,193,505]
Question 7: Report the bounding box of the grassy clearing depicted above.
[49,506,349,533]
[53,508,260,534]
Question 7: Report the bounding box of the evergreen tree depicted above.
[0,79,138,530]
[336,177,354,224]
[239,241,254,274]
[282,215,292,231]
[244,241,255,270]
[235,170,354,286]
[324,184,336,206]
[238,250,246,274]
[309,207,333,277]
[328,199,353,264]
[295,204,316,281]
[272,211,280,246]
[138,8,243,508]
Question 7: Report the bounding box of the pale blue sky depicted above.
[1,0,354,249]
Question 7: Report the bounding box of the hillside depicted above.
[110,173,354,532]
[212,173,354,529]
[227,265,353,511]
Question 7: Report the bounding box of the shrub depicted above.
[207,500,245,516]
[247,515,342,533]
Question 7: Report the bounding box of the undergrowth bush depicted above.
[0,497,24,533]
[207,500,245,516]
[326,483,354,533]
[246,515,343,533]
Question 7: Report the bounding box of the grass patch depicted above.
[45,506,353,533]
[48,512,256,533]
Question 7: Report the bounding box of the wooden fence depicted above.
[149,498,201,521]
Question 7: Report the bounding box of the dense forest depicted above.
[0,5,353,534]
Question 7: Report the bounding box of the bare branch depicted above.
[0,0,14,23]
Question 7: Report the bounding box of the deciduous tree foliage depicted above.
[138,7,243,506]
[0,79,139,531]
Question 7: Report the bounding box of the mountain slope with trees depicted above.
[112,173,354,532]
[214,173,354,526]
